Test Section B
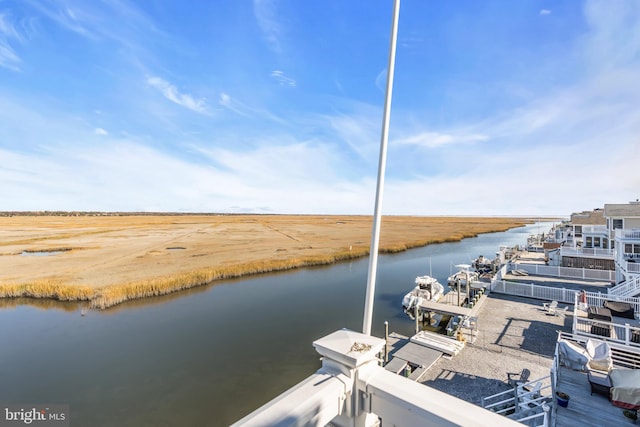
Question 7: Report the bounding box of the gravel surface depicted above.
[419,293,572,405]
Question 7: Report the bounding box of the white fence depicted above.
[560,247,613,258]
[507,262,615,282]
[491,280,576,304]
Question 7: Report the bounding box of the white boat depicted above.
[472,254,496,273]
[401,275,445,319]
[447,264,479,288]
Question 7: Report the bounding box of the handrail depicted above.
[608,275,640,297]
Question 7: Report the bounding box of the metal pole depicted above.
[362,0,400,335]
[384,321,389,363]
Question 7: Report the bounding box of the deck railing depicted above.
[560,247,613,258]
[575,290,640,316]
[233,329,524,427]
[507,263,615,281]
[490,280,576,303]
[615,229,640,240]
[622,261,640,274]
[481,375,551,427]
[557,331,640,368]
[608,275,640,297]
[573,317,640,351]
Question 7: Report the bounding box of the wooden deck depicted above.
[555,367,631,427]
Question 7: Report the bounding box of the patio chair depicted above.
[586,339,613,372]
[554,306,569,317]
[543,300,558,314]
[517,382,543,412]
[507,368,530,386]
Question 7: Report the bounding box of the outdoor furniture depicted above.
[610,368,640,410]
[603,301,635,319]
[588,306,613,322]
[507,368,530,386]
[543,300,558,314]
[554,306,569,317]
[586,339,613,372]
[517,382,543,412]
[587,369,612,398]
[558,339,590,370]
[590,324,612,337]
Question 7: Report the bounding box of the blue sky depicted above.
[1,0,639,215]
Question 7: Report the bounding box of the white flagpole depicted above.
[362,0,400,335]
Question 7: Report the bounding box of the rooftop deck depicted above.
[555,367,630,427]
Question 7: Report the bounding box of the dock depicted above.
[385,332,442,381]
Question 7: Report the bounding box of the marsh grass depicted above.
[0,280,94,301]
[1,216,534,309]
[91,247,371,309]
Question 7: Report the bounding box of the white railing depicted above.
[582,225,607,234]
[615,229,640,240]
[575,290,640,316]
[559,331,640,368]
[560,247,613,258]
[623,261,640,274]
[481,376,551,427]
[507,263,615,281]
[573,317,640,348]
[491,280,575,304]
[233,329,524,427]
[609,275,640,297]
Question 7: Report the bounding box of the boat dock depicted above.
[385,332,443,381]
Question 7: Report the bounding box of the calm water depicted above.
[0,223,548,426]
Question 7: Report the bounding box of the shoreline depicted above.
[0,215,544,309]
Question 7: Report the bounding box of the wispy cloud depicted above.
[218,92,251,117]
[540,9,552,16]
[270,70,296,87]
[94,128,108,136]
[395,131,488,148]
[147,76,209,115]
[0,13,23,71]
[253,0,283,53]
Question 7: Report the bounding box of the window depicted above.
[613,219,623,229]
[625,243,633,253]
[575,225,582,237]
[594,237,600,247]
[585,237,592,247]
[603,238,608,249]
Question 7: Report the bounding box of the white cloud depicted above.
[218,92,253,117]
[94,128,108,136]
[0,13,23,71]
[540,9,552,16]
[270,70,296,87]
[147,76,209,115]
[395,132,488,148]
[254,0,283,53]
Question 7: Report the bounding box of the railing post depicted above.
[530,282,534,298]
[625,323,630,345]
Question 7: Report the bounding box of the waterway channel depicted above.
[0,222,549,426]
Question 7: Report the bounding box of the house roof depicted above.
[604,202,640,218]
[570,209,605,225]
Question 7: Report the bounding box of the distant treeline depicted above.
[0,211,234,217]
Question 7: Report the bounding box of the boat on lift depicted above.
[401,275,445,319]
[447,264,479,288]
